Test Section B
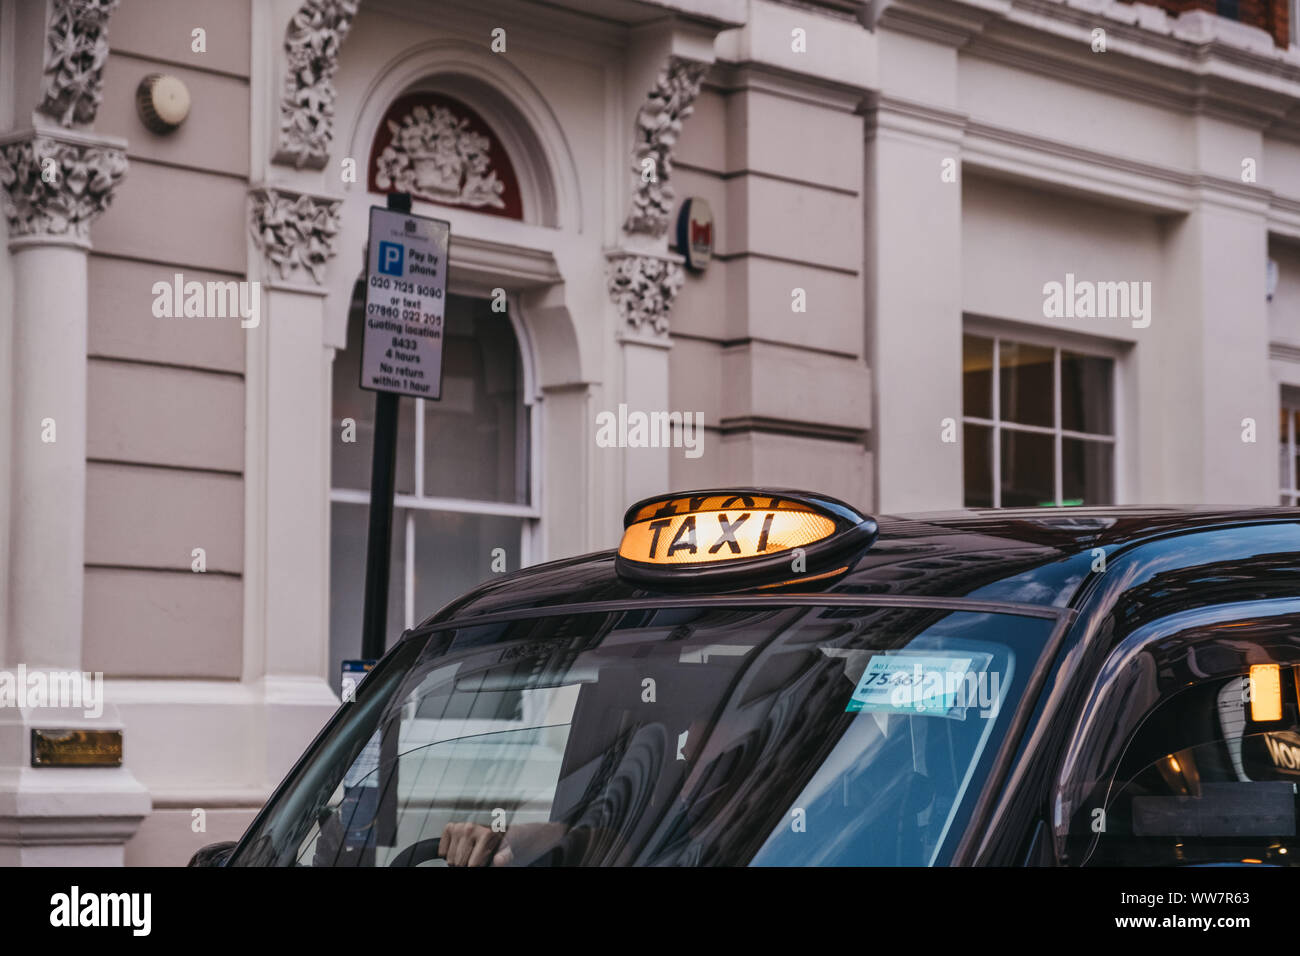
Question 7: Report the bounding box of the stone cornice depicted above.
[710,60,874,110]
[717,414,869,444]
[876,0,1300,135]
[768,0,867,23]
[963,24,1300,129]
[1267,195,1300,241]
[871,94,1300,220]
[963,115,1270,212]
[873,0,1005,47]
[865,92,969,143]
[365,0,629,59]
[449,234,564,290]
[0,126,128,249]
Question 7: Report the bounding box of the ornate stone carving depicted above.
[606,253,684,336]
[38,0,121,127]
[624,56,709,237]
[0,133,127,243]
[374,103,507,209]
[249,187,341,283]
[273,0,359,169]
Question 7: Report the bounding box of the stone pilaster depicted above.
[243,182,344,780]
[0,2,151,864]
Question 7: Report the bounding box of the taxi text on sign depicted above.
[360,206,450,399]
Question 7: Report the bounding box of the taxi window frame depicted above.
[229,593,1072,868]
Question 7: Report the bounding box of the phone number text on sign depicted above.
[360,207,450,400]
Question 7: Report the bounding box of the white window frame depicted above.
[1281,397,1300,505]
[330,285,542,631]
[962,323,1121,508]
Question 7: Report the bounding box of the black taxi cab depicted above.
[192,489,1300,867]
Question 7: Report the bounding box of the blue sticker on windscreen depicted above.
[847,652,994,718]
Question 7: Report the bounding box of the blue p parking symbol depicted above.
[378,241,404,277]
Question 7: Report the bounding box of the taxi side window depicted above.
[1081,670,1300,866]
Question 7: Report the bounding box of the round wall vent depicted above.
[136,74,191,133]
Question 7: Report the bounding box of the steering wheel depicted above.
[388,837,444,867]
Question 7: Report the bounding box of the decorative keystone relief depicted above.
[249,187,341,284]
[0,133,127,243]
[38,0,121,128]
[274,0,360,169]
[375,103,507,209]
[607,252,684,336]
[624,56,709,238]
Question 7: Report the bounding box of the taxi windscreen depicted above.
[231,604,1056,867]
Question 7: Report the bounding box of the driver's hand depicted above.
[438,822,511,867]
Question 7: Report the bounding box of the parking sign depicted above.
[360,206,450,399]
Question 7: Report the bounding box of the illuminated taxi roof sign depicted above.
[616,489,878,589]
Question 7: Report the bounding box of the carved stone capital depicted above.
[249,186,341,284]
[0,130,128,247]
[606,251,684,336]
[37,0,121,127]
[624,56,709,238]
[273,0,360,169]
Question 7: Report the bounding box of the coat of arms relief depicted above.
[374,104,506,209]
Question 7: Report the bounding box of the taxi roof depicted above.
[415,505,1300,630]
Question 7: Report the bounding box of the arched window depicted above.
[329,288,537,687]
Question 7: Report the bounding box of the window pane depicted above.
[423,295,527,504]
[332,281,416,494]
[962,335,993,420]
[246,607,1055,868]
[999,341,1054,428]
[1075,674,1300,866]
[1293,411,1300,493]
[329,502,406,695]
[1060,351,1113,435]
[1281,408,1291,491]
[963,423,993,507]
[1062,438,1114,506]
[1001,429,1054,507]
[412,510,524,625]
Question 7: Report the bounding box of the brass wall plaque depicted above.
[31,729,123,767]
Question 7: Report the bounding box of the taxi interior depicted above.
[1067,666,1300,867]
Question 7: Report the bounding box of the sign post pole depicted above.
[357,192,450,661]
[350,190,450,857]
[359,405,399,661]
[357,190,451,662]
[359,193,408,662]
